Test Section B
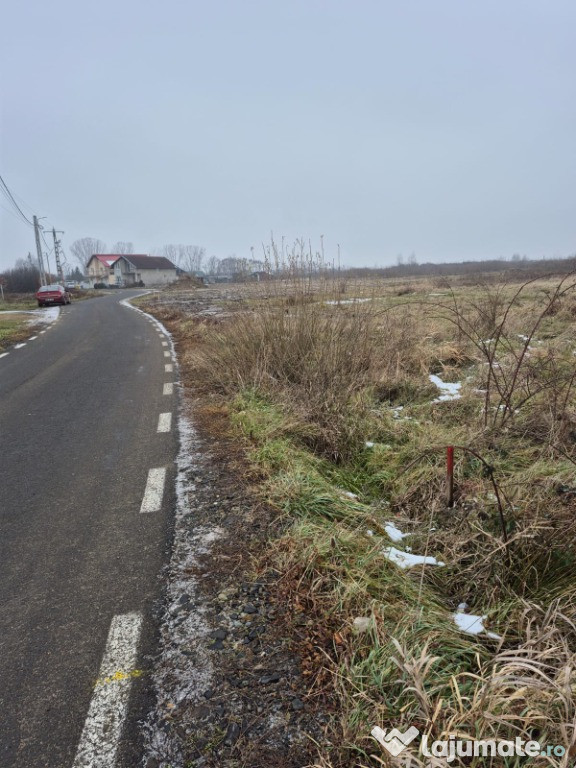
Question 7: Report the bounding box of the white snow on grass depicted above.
[453,609,501,640]
[0,306,61,325]
[384,522,410,543]
[338,488,359,500]
[383,546,445,569]
[33,306,60,324]
[324,297,372,305]
[429,374,462,402]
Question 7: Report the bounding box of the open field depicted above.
[142,270,576,767]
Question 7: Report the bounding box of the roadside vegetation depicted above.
[144,256,576,767]
[0,294,38,312]
[0,312,34,349]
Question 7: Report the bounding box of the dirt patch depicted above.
[142,316,329,767]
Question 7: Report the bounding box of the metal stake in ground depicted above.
[447,445,454,507]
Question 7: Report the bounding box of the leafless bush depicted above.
[434,275,576,432]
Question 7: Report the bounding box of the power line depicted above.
[8,188,36,215]
[0,200,31,227]
[40,229,54,254]
[0,173,33,227]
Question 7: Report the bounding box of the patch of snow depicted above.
[453,609,501,640]
[366,529,375,537]
[324,297,371,305]
[365,441,375,448]
[429,374,462,402]
[383,546,445,569]
[340,490,358,500]
[391,405,404,418]
[7,306,62,325]
[352,617,372,633]
[384,522,410,543]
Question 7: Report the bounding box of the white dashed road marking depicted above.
[140,467,166,513]
[163,351,171,358]
[163,382,173,395]
[161,341,168,346]
[72,612,143,768]
[157,412,172,433]
[14,343,26,349]
[0,352,8,359]
[29,336,38,340]
[165,364,173,373]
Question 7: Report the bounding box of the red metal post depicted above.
[447,446,454,507]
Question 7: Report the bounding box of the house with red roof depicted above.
[86,254,178,287]
[86,254,119,286]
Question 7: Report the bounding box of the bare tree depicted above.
[153,244,206,273]
[159,244,180,264]
[206,255,220,275]
[2,257,40,293]
[69,237,107,270]
[111,241,134,254]
[178,245,205,274]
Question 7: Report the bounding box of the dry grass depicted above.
[0,313,34,350]
[144,268,576,767]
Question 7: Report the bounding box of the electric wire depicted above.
[0,173,33,227]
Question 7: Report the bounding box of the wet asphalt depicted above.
[0,291,177,767]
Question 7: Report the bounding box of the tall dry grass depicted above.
[147,266,576,766]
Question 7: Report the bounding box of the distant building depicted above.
[86,254,119,286]
[250,271,271,282]
[113,255,178,287]
[86,254,178,287]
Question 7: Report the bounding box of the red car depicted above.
[36,284,72,307]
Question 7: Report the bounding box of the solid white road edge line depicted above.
[165,364,173,372]
[72,612,143,768]
[157,412,172,433]
[140,467,167,513]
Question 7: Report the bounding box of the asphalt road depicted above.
[0,291,178,768]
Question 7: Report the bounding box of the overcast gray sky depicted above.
[1,0,574,272]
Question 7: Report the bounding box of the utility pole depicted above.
[52,228,65,284]
[33,215,47,286]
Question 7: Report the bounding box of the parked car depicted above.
[64,281,76,290]
[35,284,72,307]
